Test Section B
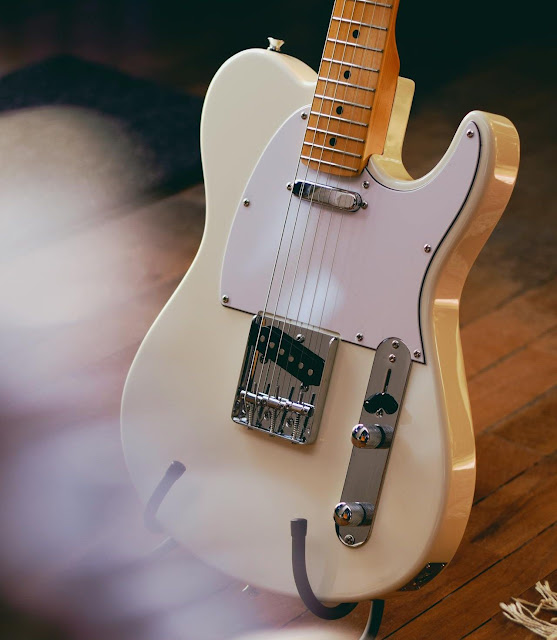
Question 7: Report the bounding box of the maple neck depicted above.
[302,0,401,177]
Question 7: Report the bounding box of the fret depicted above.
[300,155,360,172]
[317,76,377,92]
[310,111,369,127]
[303,142,363,159]
[322,58,380,73]
[307,126,366,143]
[348,0,393,7]
[314,95,372,111]
[332,17,388,31]
[327,38,384,54]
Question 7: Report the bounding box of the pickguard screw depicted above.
[243,198,250,207]
[413,350,422,358]
[344,534,355,545]
[389,354,396,362]
[392,340,400,349]
[356,333,364,342]
[362,201,368,209]
[301,112,308,120]
[466,129,474,138]
[295,334,305,343]
[424,244,432,253]
[287,182,293,190]
[363,181,370,189]
[222,295,229,304]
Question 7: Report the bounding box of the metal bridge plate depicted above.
[232,313,338,444]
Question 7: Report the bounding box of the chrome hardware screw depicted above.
[363,180,370,189]
[389,354,396,363]
[356,333,364,342]
[295,334,305,343]
[286,182,293,190]
[344,535,356,545]
[222,295,230,304]
[413,350,422,358]
[424,244,432,253]
[376,408,384,417]
[301,112,308,120]
[466,129,474,138]
[243,198,250,207]
[392,340,400,349]
[362,201,368,209]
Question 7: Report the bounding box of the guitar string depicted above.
[311,0,389,373]
[264,0,366,435]
[291,0,373,417]
[249,0,346,416]
[257,0,350,412]
[259,0,355,425]
[295,0,386,438]
[252,0,392,437]
[262,0,384,434]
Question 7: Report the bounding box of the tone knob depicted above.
[351,423,394,449]
[267,37,285,52]
[333,501,374,527]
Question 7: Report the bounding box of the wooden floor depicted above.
[0,38,555,640]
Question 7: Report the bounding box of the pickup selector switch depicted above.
[352,423,394,449]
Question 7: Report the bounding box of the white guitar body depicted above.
[121,49,519,601]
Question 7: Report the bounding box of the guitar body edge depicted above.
[121,49,519,601]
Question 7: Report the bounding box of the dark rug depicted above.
[0,55,203,194]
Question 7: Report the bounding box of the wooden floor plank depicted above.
[383,524,557,639]
[463,569,557,639]
[461,277,557,378]
[468,328,557,434]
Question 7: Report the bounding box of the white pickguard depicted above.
[221,108,480,361]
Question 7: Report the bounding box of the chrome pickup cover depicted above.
[292,180,363,212]
[232,313,338,444]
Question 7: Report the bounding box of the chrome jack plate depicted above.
[232,313,338,444]
[335,337,412,546]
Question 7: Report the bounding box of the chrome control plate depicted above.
[336,337,412,546]
[232,313,338,444]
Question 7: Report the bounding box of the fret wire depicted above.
[322,57,379,73]
[317,76,376,92]
[301,155,360,172]
[306,126,365,142]
[313,94,372,110]
[327,37,383,53]
[310,111,369,127]
[303,142,363,159]
[332,17,388,31]
[347,0,393,7]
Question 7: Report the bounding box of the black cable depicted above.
[144,460,186,532]
[290,518,358,620]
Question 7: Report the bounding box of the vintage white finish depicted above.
[221,108,479,360]
[121,49,519,601]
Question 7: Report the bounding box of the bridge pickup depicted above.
[292,180,364,213]
[248,319,325,387]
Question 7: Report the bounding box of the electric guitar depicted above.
[121,0,519,602]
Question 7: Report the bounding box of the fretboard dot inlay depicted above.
[329,137,337,147]
[353,29,360,39]
[343,70,351,79]
[336,105,344,115]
